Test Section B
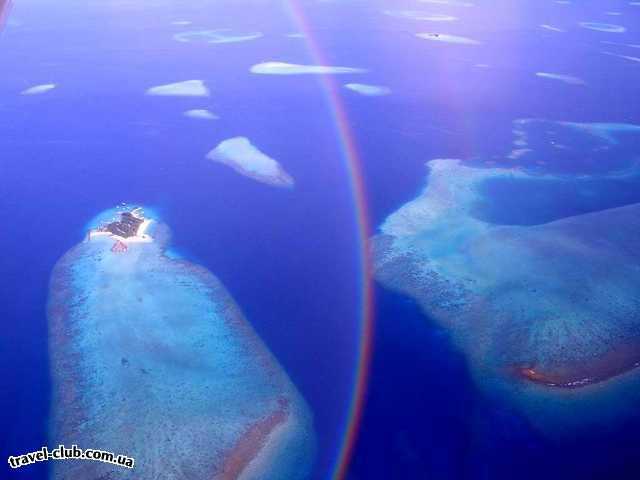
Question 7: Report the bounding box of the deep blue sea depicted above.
[1,1,640,479]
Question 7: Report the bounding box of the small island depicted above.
[87,208,154,251]
[99,210,145,238]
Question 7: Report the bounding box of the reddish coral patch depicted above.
[218,398,290,479]
[111,240,128,253]
[515,343,640,389]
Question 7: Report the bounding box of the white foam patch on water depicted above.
[20,84,56,95]
[579,22,626,33]
[508,148,533,160]
[535,72,586,85]
[146,80,209,97]
[602,51,640,63]
[560,122,640,137]
[383,10,457,21]
[173,29,263,44]
[602,41,640,48]
[344,83,391,96]
[250,62,366,75]
[419,0,474,6]
[416,32,481,44]
[206,137,294,188]
[171,20,192,26]
[285,33,305,38]
[184,109,219,120]
[540,24,565,32]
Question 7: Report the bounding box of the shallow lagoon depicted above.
[372,121,640,440]
[48,209,316,479]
